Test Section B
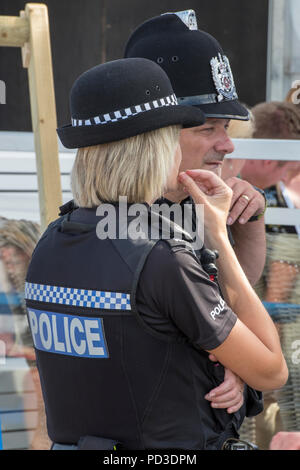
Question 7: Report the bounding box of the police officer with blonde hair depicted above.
[25,57,287,450]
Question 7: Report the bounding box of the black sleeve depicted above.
[136,241,237,351]
[244,388,264,417]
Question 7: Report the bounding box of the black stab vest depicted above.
[25,206,247,449]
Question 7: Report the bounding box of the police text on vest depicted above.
[27,309,109,358]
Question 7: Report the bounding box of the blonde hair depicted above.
[227,109,255,139]
[71,125,181,207]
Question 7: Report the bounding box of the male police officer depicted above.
[124,10,267,287]
[124,9,265,421]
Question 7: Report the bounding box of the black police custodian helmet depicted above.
[124,10,249,121]
[57,57,205,149]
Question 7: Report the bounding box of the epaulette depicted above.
[59,199,78,216]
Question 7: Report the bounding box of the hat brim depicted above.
[195,99,249,121]
[57,105,205,149]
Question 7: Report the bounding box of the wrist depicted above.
[249,186,267,222]
[204,228,233,249]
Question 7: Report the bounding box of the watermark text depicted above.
[291,339,300,365]
[290,80,300,105]
[95,197,204,250]
[0,340,6,365]
[0,80,6,104]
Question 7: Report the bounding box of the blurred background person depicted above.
[240,102,300,192]
[0,218,51,450]
[283,86,300,238]
[240,100,300,449]
[243,102,300,303]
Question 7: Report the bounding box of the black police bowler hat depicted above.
[124,11,249,121]
[57,57,205,149]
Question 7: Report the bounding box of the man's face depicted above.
[240,160,300,189]
[179,118,235,177]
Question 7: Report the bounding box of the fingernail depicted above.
[227,217,232,225]
[239,218,245,224]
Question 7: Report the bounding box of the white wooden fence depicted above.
[1,132,300,225]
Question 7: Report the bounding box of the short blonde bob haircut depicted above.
[71,125,180,207]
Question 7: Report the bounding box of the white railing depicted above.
[0,132,75,222]
[230,138,300,226]
[0,132,300,226]
[231,138,300,161]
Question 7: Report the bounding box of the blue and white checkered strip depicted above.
[71,93,178,127]
[25,282,131,311]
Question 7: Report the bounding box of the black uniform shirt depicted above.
[136,239,237,351]
[65,202,237,352]
[53,203,261,430]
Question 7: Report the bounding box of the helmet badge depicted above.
[162,10,198,31]
[210,53,238,102]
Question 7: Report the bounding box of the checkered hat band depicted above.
[25,282,131,311]
[71,93,178,127]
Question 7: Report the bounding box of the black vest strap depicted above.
[110,237,169,341]
[61,219,96,234]
[111,210,196,341]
